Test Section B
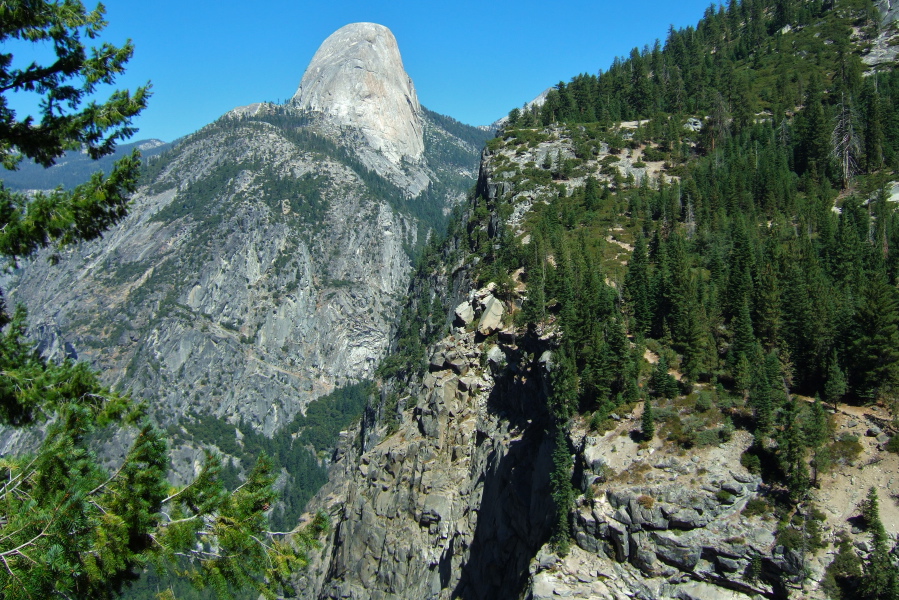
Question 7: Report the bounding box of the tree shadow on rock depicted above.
[451,352,555,600]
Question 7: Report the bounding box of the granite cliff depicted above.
[4,24,489,444]
[295,124,899,600]
[292,22,429,195]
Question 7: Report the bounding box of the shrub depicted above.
[695,392,713,412]
[775,523,804,552]
[642,146,667,162]
[741,450,762,474]
[747,555,763,581]
[716,489,735,503]
[636,495,655,509]
[885,435,899,454]
[742,497,771,518]
[830,434,863,465]
[696,429,721,447]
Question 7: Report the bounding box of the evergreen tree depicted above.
[832,93,861,188]
[777,397,810,499]
[650,355,678,399]
[824,352,848,412]
[0,3,323,597]
[863,81,885,172]
[521,237,547,327]
[803,394,831,486]
[823,531,864,599]
[729,299,756,371]
[796,74,833,182]
[549,425,574,554]
[624,234,652,335]
[550,347,579,421]
[848,278,899,402]
[859,488,899,600]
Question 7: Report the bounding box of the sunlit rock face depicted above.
[293,22,426,183]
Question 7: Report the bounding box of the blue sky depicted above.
[8,0,716,142]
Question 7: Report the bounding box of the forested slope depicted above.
[301,1,899,598]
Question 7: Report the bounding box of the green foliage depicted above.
[859,488,899,600]
[0,3,327,597]
[886,435,899,454]
[822,531,864,600]
[775,506,826,555]
[174,381,373,532]
[740,449,762,474]
[742,497,772,518]
[549,426,574,554]
[650,356,678,399]
[848,278,899,403]
[289,381,373,452]
[0,2,149,169]
[829,433,864,466]
[0,1,150,262]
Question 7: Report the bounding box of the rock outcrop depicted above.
[6,24,488,444]
[297,122,899,600]
[297,295,557,600]
[10,123,414,435]
[293,23,428,193]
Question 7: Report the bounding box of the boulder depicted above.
[454,301,475,325]
[607,519,630,561]
[576,531,602,554]
[486,344,505,368]
[428,350,447,371]
[629,531,659,574]
[628,497,669,530]
[651,531,701,571]
[477,295,504,335]
[668,508,708,530]
[445,352,469,376]
[729,470,755,484]
[674,581,750,600]
[716,556,746,573]
[720,481,745,496]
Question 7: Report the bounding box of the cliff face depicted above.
[10,119,415,434]
[297,299,557,600]
[297,129,899,600]
[293,22,429,195]
[5,23,487,439]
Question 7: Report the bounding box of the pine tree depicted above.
[796,74,833,182]
[859,488,899,600]
[863,81,885,172]
[831,93,861,188]
[521,242,547,326]
[624,234,652,335]
[729,299,756,371]
[550,346,579,421]
[777,397,810,499]
[803,394,831,486]
[824,352,848,412]
[549,425,574,554]
[848,278,899,402]
[0,3,324,596]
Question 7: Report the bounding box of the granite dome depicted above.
[292,23,425,167]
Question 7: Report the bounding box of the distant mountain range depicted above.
[3,139,171,191]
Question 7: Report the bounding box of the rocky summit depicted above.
[293,23,428,194]
[4,24,487,461]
